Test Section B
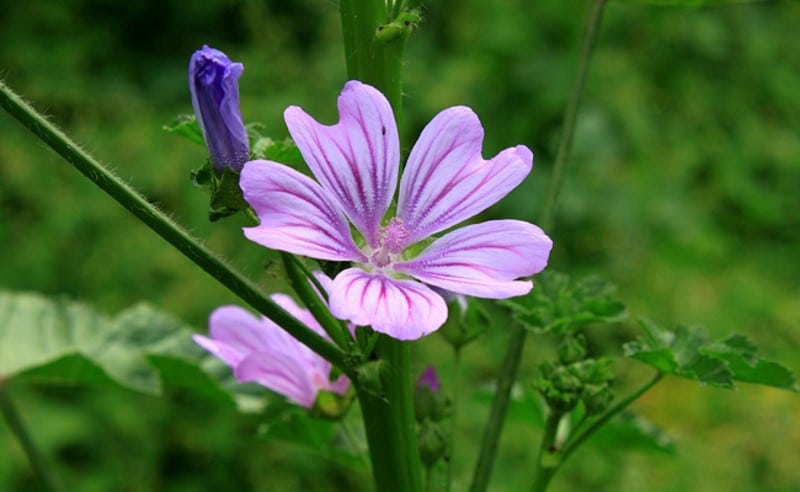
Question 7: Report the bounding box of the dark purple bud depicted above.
[417,365,441,392]
[189,45,249,174]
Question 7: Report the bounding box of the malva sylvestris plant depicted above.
[1,2,797,492]
[240,80,553,340]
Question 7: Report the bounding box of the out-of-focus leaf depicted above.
[591,411,676,455]
[501,271,626,334]
[624,319,798,391]
[162,114,204,145]
[618,0,762,6]
[0,291,239,407]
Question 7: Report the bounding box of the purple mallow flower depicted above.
[189,45,249,173]
[193,291,350,408]
[240,81,553,340]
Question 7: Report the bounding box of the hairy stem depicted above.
[355,336,424,492]
[0,384,65,492]
[0,81,348,371]
[469,1,609,491]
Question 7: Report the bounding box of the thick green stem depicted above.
[340,0,409,126]
[355,336,423,492]
[0,81,347,371]
[530,411,563,492]
[468,324,527,492]
[0,384,65,492]
[339,2,421,491]
[469,2,608,491]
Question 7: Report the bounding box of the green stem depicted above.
[560,372,663,462]
[281,253,352,351]
[469,2,609,490]
[530,411,564,492]
[0,81,348,371]
[339,0,409,126]
[339,2,421,491]
[0,383,65,492]
[445,348,462,491]
[355,336,423,492]
[468,324,527,492]
[540,0,608,232]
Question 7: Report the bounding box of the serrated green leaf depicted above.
[501,271,626,334]
[624,319,798,391]
[163,114,204,145]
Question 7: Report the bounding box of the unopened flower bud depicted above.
[189,45,249,174]
[414,366,450,422]
[418,421,448,467]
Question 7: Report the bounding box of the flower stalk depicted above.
[469,1,609,491]
[339,2,422,491]
[0,80,348,372]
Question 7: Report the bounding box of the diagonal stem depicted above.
[0,80,348,372]
[469,1,609,491]
[0,383,65,492]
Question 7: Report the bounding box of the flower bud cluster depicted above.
[413,366,451,467]
[535,334,614,415]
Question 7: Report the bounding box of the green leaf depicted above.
[501,271,627,334]
[624,319,798,391]
[592,411,676,455]
[0,290,239,407]
[162,114,204,145]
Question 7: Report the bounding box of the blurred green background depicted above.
[1,0,798,491]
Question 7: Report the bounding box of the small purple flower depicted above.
[189,45,249,173]
[240,81,553,340]
[193,291,349,408]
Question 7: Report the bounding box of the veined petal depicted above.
[398,106,533,243]
[235,351,319,407]
[285,81,399,247]
[195,305,275,366]
[329,268,448,340]
[240,160,365,262]
[396,220,552,298]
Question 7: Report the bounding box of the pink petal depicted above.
[396,220,553,298]
[398,107,533,243]
[285,81,399,247]
[235,351,318,407]
[240,160,365,262]
[196,306,275,366]
[329,268,448,340]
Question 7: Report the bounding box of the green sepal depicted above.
[355,359,387,398]
[437,298,488,350]
[310,389,356,421]
[417,420,448,467]
[208,167,250,221]
[624,319,799,391]
[375,9,421,43]
[162,114,204,145]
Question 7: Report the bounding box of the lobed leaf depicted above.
[624,319,798,391]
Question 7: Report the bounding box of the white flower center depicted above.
[368,217,409,270]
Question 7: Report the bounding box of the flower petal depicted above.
[235,351,318,407]
[240,160,365,262]
[285,81,400,247]
[194,305,274,366]
[398,106,533,243]
[396,220,552,298]
[329,268,448,340]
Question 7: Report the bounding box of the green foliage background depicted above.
[1,0,798,491]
